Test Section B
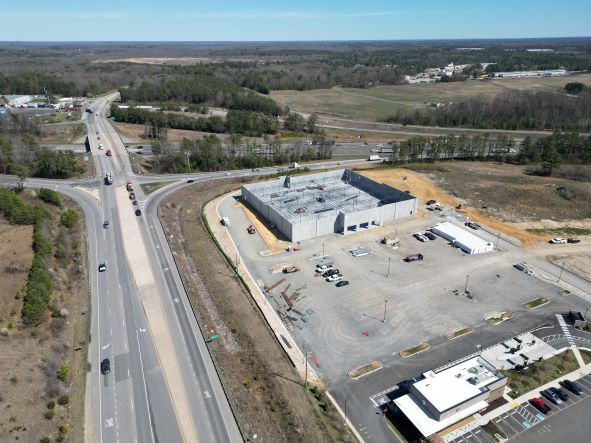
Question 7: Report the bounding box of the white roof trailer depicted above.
[432,222,493,254]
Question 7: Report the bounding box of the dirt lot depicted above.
[160,180,355,443]
[359,162,591,247]
[271,74,591,121]
[39,123,86,144]
[0,190,89,443]
[547,253,591,281]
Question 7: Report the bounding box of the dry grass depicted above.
[0,191,89,443]
[348,361,382,379]
[361,162,591,248]
[400,342,430,358]
[271,74,591,121]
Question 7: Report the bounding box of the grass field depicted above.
[271,74,591,121]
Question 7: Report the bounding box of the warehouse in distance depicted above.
[241,169,418,242]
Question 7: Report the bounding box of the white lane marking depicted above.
[173,298,180,303]
[139,328,146,332]
[102,344,110,350]
[204,391,211,398]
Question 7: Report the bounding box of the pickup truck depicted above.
[413,232,429,242]
[283,266,300,274]
[549,238,567,244]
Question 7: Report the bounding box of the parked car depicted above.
[549,387,569,402]
[133,200,138,205]
[567,238,581,244]
[560,379,583,395]
[465,221,481,230]
[424,232,436,240]
[322,269,340,277]
[129,193,136,200]
[135,209,142,216]
[404,254,424,262]
[541,388,563,405]
[413,232,428,242]
[513,262,533,275]
[326,274,343,282]
[336,280,349,287]
[529,397,551,414]
[549,238,567,244]
[100,358,111,375]
[98,263,106,272]
[187,179,194,183]
[316,264,333,272]
[103,221,110,229]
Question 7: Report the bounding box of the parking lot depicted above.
[449,373,591,443]
[217,193,588,383]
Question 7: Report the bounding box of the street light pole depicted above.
[382,299,388,323]
[387,257,391,278]
[558,262,565,283]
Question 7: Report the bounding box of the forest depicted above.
[147,133,333,173]
[382,90,591,132]
[1,39,591,96]
[110,105,280,137]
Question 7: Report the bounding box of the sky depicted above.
[1,0,590,41]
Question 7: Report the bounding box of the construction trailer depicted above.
[431,222,493,254]
[241,169,418,242]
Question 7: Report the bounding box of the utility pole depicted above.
[344,397,348,425]
[387,257,391,278]
[322,242,325,258]
[382,299,388,323]
[558,262,565,283]
[496,231,501,248]
[465,274,470,293]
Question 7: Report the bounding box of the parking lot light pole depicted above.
[465,274,470,293]
[387,257,391,277]
[382,299,388,323]
[476,344,482,357]
[558,261,565,283]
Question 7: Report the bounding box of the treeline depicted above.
[0,135,83,178]
[110,105,279,137]
[0,188,52,325]
[382,90,591,132]
[148,134,333,174]
[390,132,590,172]
[0,72,81,96]
[120,76,283,116]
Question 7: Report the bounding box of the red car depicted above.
[529,397,551,414]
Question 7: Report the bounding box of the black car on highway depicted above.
[98,263,106,272]
[101,358,110,375]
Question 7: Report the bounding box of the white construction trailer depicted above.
[431,222,493,254]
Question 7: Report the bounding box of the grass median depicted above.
[502,349,579,399]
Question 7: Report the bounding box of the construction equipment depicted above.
[247,225,256,234]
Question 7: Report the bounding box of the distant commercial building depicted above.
[492,69,567,79]
[241,169,418,242]
[2,94,32,107]
[431,222,494,254]
[394,356,507,439]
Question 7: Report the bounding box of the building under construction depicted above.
[241,169,418,242]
